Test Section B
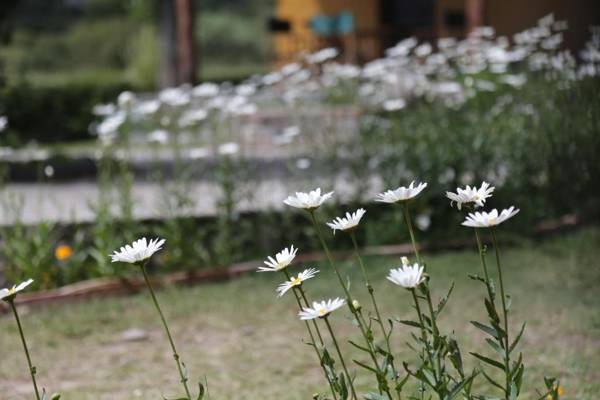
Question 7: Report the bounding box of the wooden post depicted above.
[175,0,196,84]
[465,0,485,35]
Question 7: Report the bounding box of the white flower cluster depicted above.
[93,15,592,151]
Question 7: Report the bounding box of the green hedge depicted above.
[0,80,132,146]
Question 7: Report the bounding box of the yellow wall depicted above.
[273,0,380,64]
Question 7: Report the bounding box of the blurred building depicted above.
[271,0,600,65]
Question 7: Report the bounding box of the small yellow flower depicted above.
[55,245,73,261]
[546,385,564,400]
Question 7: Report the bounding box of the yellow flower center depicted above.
[7,288,15,295]
[290,276,302,286]
[318,308,328,316]
[55,245,73,261]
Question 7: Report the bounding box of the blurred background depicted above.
[0,1,599,399]
[0,0,598,287]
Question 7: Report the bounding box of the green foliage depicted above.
[0,80,132,145]
[198,10,271,65]
[355,76,600,237]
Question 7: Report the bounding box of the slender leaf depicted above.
[435,282,455,317]
[481,369,505,392]
[354,359,378,374]
[444,372,477,400]
[485,338,505,358]
[470,352,505,370]
[471,321,501,340]
[509,323,526,354]
[397,320,423,329]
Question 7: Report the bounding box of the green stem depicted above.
[309,210,392,398]
[403,204,443,388]
[10,300,41,400]
[281,271,337,399]
[350,231,401,394]
[410,289,438,386]
[324,317,358,400]
[490,229,510,400]
[140,264,192,399]
[402,203,421,264]
[309,211,351,299]
[474,229,495,303]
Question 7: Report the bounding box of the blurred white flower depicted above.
[117,91,136,108]
[110,238,166,264]
[306,48,338,64]
[148,129,169,144]
[135,100,161,116]
[159,87,190,107]
[93,103,116,117]
[415,214,431,231]
[446,182,495,210]
[0,279,34,301]
[218,142,239,156]
[414,43,432,57]
[284,188,333,210]
[387,263,424,288]
[462,207,520,228]
[375,181,427,203]
[438,37,457,49]
[178,109,208,127]
[326,208,366,234]
[383,98,406,111]
[259,245,298,272]
[263,72,283,85]
[97,112,125,138]
[298,298,345,320]
[187,147,210,159]
[236,84,257,97]
[281,62,301,76]
[282,126,300,138]
[295,158,311,169]
[192,83,219,97]
[500,74,527,87]
[44,165,54,178]
[276,268,319,297]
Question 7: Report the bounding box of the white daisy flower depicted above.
[0,279,34,301]
[276,268,319,297]
[387,263,425,289]
[283,188,334,210]
[259,245,298,272]
[446,182,495,210]
[462,207,520,228]
[375,181,427,203]
[326,208,366,234]
[298,298,345,320]
[110,237,166,264]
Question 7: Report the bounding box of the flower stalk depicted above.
[309,210,393,398]
[349,230,402,395]
[9,299,41,400]
[491,228,511,399]
[323,316,358,400]
[139,262,192,399]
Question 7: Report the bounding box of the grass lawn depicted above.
[1,228,599,400]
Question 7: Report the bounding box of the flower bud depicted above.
[401,256,409,266]
[352,300,362,311]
